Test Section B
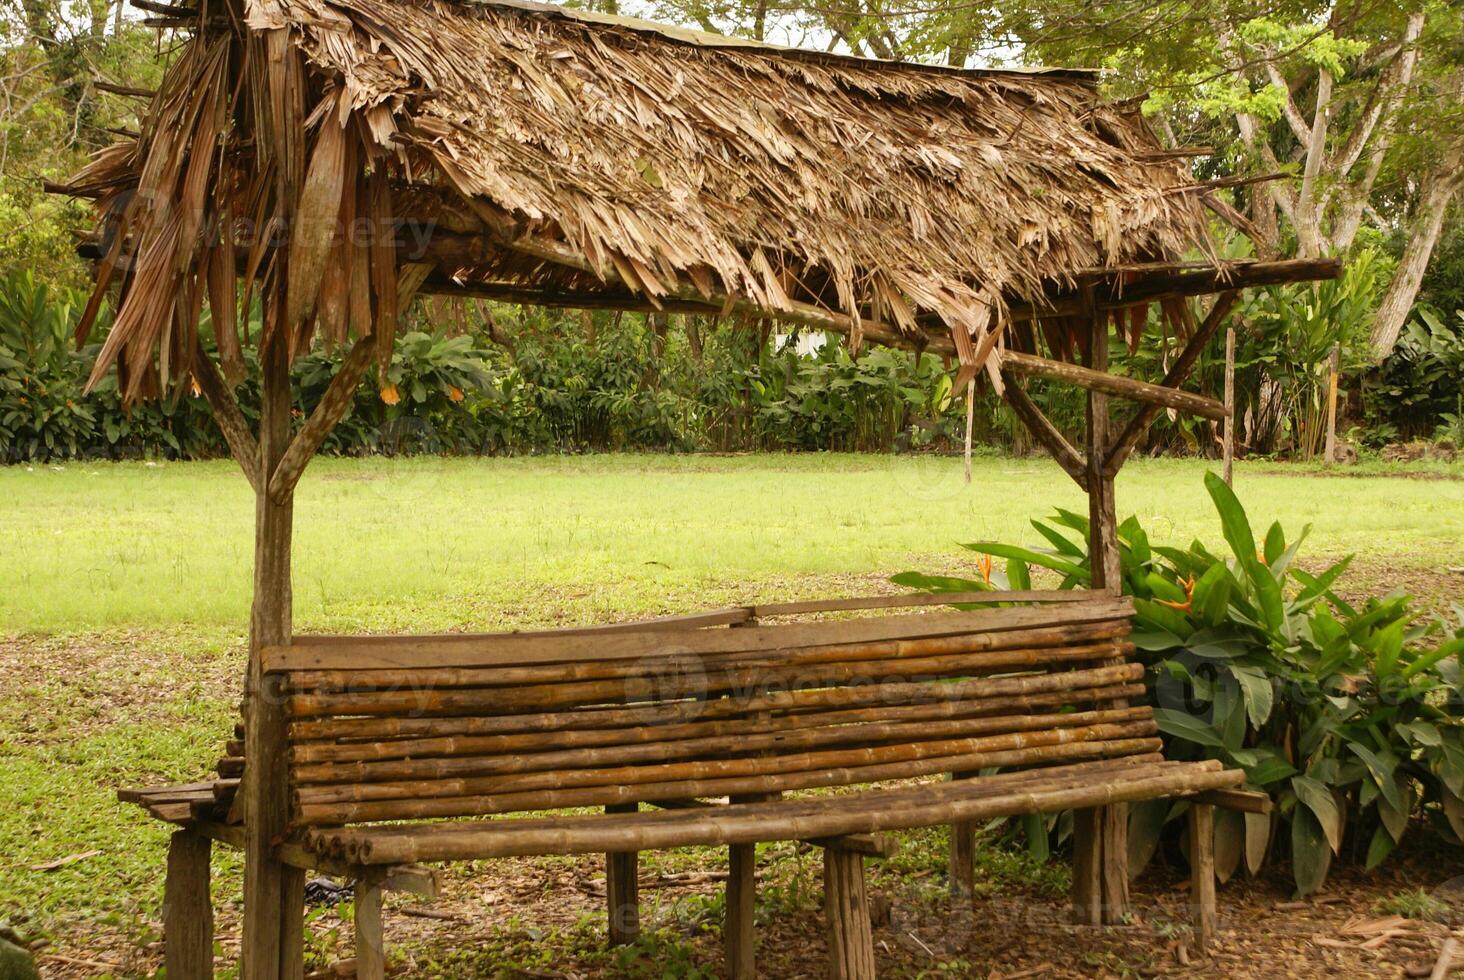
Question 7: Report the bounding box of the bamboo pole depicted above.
[285,639,1132,718]
[316,763,1242,865]
[1324,341,1340,465]
[1002,350,1226,421]
[287,655,1139,744]
[287,677,1149,767]
[291,727,1161,826]
[291,706,1153,792]
[283,623,1129,692]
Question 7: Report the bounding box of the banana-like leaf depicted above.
[1291,805,1334,897]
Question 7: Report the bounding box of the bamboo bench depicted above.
[122,593,1254,978]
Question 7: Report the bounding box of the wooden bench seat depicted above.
[122,592,1256,978]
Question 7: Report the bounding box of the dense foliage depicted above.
[895,472,1464,895]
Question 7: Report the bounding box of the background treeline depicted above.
[2,0,1462,463]
[4,244,1461,462]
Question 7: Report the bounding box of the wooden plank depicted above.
[1189,802,1217,953]
[1194,788,1272,814]
[263,599,1132,672]
[1003,350,1227,421]
[354,876,385,980]
[749,589,1093,618]
[165,831,214,980]
[726,841,757,979]
[297,606,754,645]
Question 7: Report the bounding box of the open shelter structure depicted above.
[57,0,1339,976]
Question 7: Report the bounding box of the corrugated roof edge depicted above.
[470,0,1099,81]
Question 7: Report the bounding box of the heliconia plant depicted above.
[894,471,1464,896]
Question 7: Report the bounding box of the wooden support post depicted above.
[963,378,975,485]
[164,830,214,980]
[1084,291,1130,926]
[1324,341,1340,465]
[243,320,297,980]
[1189,802,1217,953]
[948,772,975,900]
[824,847,876,980]
[605,802,640,947]
[280,865,305,980]
[1223,326,1236,486]
[354,875,386,980]
[1070,807,1102,926]
[727,841,757,979]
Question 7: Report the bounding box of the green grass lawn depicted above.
[4,453,1462,634]
[1,452,1461,972]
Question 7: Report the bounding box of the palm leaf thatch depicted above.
[65,0,1229,402]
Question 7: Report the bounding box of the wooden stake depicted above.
[243,321,296,980]
[949,771,975,900]
[1222,325,1236,487]
[1324,341,1340,465]
[726,840,757,978]
[1189,802,1217,953]
[354,875,385,980]
[963,378,974,485]
[605,802,640,947]
[1070,807,1102,926]
[164,831,214,980]
[824,847,875,980]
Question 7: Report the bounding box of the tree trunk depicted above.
[243,330,298,980]
[1372,166,1462,359]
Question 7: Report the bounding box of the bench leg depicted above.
[1071,808,1103,927]
[1100,803,1130,924]
[354,876,386,980]
[606,803,640,947]
[1189,803,1217,953]
[281,866,305,980]
[726,843,757,979]
[164,830,214,980]
[824,847,875,980]
[949,820,975,900]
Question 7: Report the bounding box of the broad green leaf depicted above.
[1244,810,1271,876]
[1191,564,1234,626]
[1348,744,1402,812]
[1293,556,1353,605]
[1127,798,1170,878]
[1006,558,1032,591]
[1444,785,1464,842]
[1153,708,1226,749]
[1364,824,1397,871]
[1291,805,1334,897]
[1231,665,1275,728]
[1215,807,1245,884]
[1292,775,1343,854]
[1130,629,1185,652]
[1023,813,1049,861]
[1031,519,1085,557]
[1263,521,1285,566]
[1204,470,1257,565]
[1377,778,1411,843]
[961,542,1089,582]
[1244,752,1297,787]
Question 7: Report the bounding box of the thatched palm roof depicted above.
[64,0,1258,399]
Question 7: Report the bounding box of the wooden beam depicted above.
[1003,350,1226,421]
[605,802,640,947]
[726,841,757,979]
[267,335,375,503]
[353,875,386,980]
[1194,787,1272,814]
[823,847,876,980]
[1189,803,1218,953]
[1070,807,1102,926]
[164,831,214,980]
[1104,291,1239,475]
[999,375,1089,489]
[191,340,261,493]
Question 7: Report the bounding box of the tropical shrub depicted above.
[894,472,1464,895]
[1365,308,1464,445]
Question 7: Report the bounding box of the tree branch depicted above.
[266,335,374,503]
[191,340,262,493]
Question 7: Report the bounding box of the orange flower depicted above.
[1256,548,1268,566]
[190,380,202,397]
[1156,575,1196,613]
[447,385,464,402]
[380,384,401,405]
[977,554,994,587]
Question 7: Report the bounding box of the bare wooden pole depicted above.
[354,875,386,980]
[243,319,298,980]
[963,378,975,485]
[948,771,975,899]
[1003,350,1226,421]
[1222,325,1236,486]
[605,802,640,947]
[824,847,876,980]
[726,839,757,979]
[164,830,214,980]
[1189,802,1217,953]
[1070,807,1102,926]
[1084,288,1130,926]
[1324,341,1340,465]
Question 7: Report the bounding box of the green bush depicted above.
[895,471,1464,895]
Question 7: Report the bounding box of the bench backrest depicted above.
[260,594,1151,828]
